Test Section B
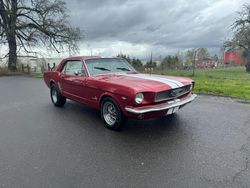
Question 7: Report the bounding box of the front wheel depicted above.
[101,97,127,131]
[50,84,66,107]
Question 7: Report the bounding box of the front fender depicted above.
[99,92,132,114]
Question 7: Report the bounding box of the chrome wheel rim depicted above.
[103,102,117,126]
[51,87,58,103]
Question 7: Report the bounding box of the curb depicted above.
[196,92,250,104]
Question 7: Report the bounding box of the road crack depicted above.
[232,157,249,182]
[231,117,250,183]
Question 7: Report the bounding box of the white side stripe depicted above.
[124,74,183,89]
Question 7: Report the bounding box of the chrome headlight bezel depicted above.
[190,82,195,91]
[190,84,193,91]
[135,93,144,104]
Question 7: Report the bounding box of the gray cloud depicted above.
[65,0,249,58]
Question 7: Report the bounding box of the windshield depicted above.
[85,58,136,76]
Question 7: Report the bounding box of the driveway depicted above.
[0,76,249,188]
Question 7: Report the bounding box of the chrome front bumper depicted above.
[125,94,197,114]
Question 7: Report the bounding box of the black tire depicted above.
[101,97,127,131]
[50,83,66,107]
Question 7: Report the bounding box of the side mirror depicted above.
[74,70,79,76]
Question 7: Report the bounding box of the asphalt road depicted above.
[0,76,250,188]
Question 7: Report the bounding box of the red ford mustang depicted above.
[44,56,197,131]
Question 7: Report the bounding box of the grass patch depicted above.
[0,67,10,76]
[31,72,43,78]
[0,66,42,78]
[153,66,250,99]
[0,66,38,77]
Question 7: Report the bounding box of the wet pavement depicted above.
[0,76,250,188]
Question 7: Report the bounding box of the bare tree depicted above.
[224,4,250,72]
[196,48,209,60]
[0,0,81,71]
[185,49,195,67]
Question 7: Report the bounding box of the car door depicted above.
[60,60,87,102]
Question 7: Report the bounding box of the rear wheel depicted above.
[101,97,127,131]
[50,84,66,107]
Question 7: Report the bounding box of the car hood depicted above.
[93,73,193,92]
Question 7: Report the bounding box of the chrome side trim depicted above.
[125,94,197,114]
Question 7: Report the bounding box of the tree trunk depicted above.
[245,50,250,73]
[6,0,18,72]
[246,63,250,73]
[8,35,17,71]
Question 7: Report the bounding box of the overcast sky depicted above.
[65,0,249,60]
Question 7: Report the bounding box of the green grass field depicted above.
[1,65,250,100]
[153,66,250,100]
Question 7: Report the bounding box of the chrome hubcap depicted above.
[51,87,58,103]
[103,102,117,126]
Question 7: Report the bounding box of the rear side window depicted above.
[61,60,85,76]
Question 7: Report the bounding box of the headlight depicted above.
[135,93,144,104]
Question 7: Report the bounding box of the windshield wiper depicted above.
[116,67,131,71]
[94,67,110,71]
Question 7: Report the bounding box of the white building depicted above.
[0,56,63,72]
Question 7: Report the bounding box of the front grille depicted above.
[155,85,191,102]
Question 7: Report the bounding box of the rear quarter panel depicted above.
[43,71,60,88]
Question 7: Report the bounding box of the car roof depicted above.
[62,56,123,61]
[62,56,101,61]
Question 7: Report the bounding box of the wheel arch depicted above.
[99,93,124,113]
[50,80,55,86]
[99,92,128,130]
[49,80,62,94]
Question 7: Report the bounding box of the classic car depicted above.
[44,56,197,131]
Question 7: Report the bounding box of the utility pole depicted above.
[150,52,152,75]
[160,55,163,73]
[193,49,197,76]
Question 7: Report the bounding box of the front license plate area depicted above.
[166,106,179,115]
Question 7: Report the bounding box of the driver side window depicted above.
[62,60,85,76]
